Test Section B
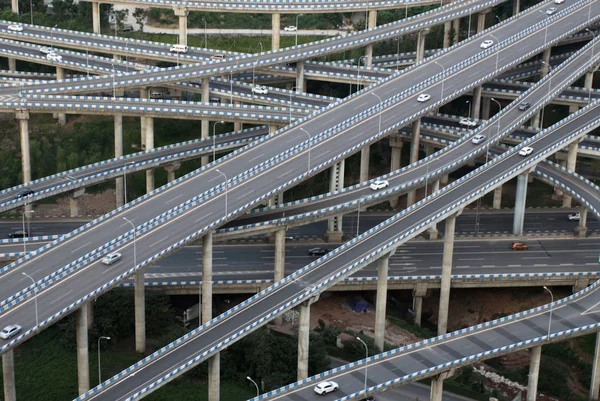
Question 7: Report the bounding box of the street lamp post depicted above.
[252,56,259,88]
[50,25,57,52]
[122,217,137,269]
[22,272,38,328]
[295,14,303,47]
[289,85,297,123]
[97,336,111,384]
[466,100,471,119]
[299,127,311,174]
[216,169,228,216]
[489,34,500,72]
[537,10,549,46]
[213,121,225,161]
[357,337,369,395]
[123,161,135,205]
[246,376,259,398]
[356,55,367,92]
[434,61,446,100]
[22,208,33,254]
[543,286,554,339]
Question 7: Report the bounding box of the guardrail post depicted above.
[526,346,542,401]
[2,349,16,401]
[412,283,428,327]
[575,206,588,237]
[375,250,394,351]
[272,13,281,51]
[76,305,90,394]
[16,108,32,213]
[145,116,155,193]
[513,173,529,236]
[325,161,345,242]
[443,21,452,49]
[201,78,210,166]
[173,7,189,46]
[135,270,146,353]
[365,10,377,67]
[297,295,319,380]
[407,119,422,207]
[296,61,305,93]
[389,134,403,209]
[438,212,459,335]
[164,162,181,183]
[92,1,100,34]
[492,185,502,209]
[8,58,16,72]
[115,114,124,207]
[590,333,600,400]
[562,142,579,207]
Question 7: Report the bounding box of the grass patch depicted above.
[386,315,437,339]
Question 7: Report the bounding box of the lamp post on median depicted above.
[50,25,57,52]
[213,120,225,162]
[488,34,500,72]
[247,376,259,398]
[97,336,111,384]
[300,127,311,175]
[122,217,137,270]
[252,56,259,89]
[543,286,554,339]
[123,161,135,205]
[357,337,369,395]
[434,61,446,101]
[289,85,297,124]
[356,55,367,92]
[22,272,38,328]
[216,169,228,216]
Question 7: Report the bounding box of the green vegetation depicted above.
[386,315,437,339]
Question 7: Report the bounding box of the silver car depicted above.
[0,325,21,340]
[101,252,122,265]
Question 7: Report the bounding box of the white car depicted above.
[46,52,62,62]
[134,63,151,71]
[546,7,557,14]
[568,212,580,221]
[480,39,494,49]
[518,146,534,156]
[417,93,431,102]
[370,179,389,190]
[471,134,486,144]
[314,381,339,395]
[284,25,297,32]
[459,118,478,128]
[554,0,564,4]
[101,252,122,266]
[39,46,52,54]
[252,85,269,95]
[0,325,21,340]
[7,24,23,32]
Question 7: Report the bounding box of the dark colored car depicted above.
[8,230,28,238]
[15,188,34,199]
[308,247,331,256]
[518,101,531,111]
[360,397,375,401]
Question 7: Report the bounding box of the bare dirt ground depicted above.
[28,190,117,219]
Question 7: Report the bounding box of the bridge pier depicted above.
[513,173,529,236]
[412,283,428,327]
[427,180,440,240]
[144,116,155,193]
[272,13,281,51]
[452,18,460,44]
[296,61,305,92]
[590,333,600,400]
[92,1,100,33]
[493,185,502,209]
[375,251,394,351]
[513,0,520,15]
[8,57,16,71]
[389,134,403,208]
[430,371,453,401]
[2,350,16,401]
[416,28,429,63]
[16,109,32,212]
[173,7,189,46]
[526,346,542,401]
[273,228,286,325]
[115,114,124,207]
[56,67,67,126]
[406,119,422,207]
[11,0,17,13]
[365,10,377,66]
[135,270,146,353]
[200,232,219,401]
[201,78,210,166]
[477,10,488,33]
[297,295,319,380]
[268,191,283,207]
[76,306,90,394]
[69,188,85,218]
[164,162,181,182]
[443,21,451,49]
[562,142,579,207]
[472,86,482,119]
[575,207,588,237]
[438,212,459,335]
[360,145,370,183]
[481,96,491,119]
[326,161,345,242]
[585,70,594,90]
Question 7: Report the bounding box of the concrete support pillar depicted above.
[513,173,529,236]
[438,214,457,335]
[589,333,600,400]
[76,306,90,394]
[513,0,520,15]
[201,232,213,324]
[10,0,18,13]
[452,18,460,44]
[365,10,377,67]
[472,86,482,120]
[526,346,542,401]
[272,13,281,51]
[70,192,79,218]
[92,1,100,34]
[274,228,286,282]
[201,78,210,166]
[481,96,491,120]
[540,48,551,76]
[135,270,146,353]
[412,283,428,327]
[477,11,486,33]
[8,58,16,71]
[208,353,220,401]
[114,114,124,207]
[374,253,391,351]
[428,180,440,239]
[575,207,589,238]
[164,162,180,183]
[326,161,345,242]
[407,119,422,207]
[296,61,305,93]
[430,376,444,401]
[173,7,189,46]
[585,71,594,90]
[2,350,16,401]
[562,143,578,208]
[144,116,154,193]
[416,28,429,63]
[297,296,319,381]
[389,134,403,209]
[16,109,31,188]
[360,145,370,183]
[493,185,502,209]
[55,67,66,125]
[443,21,451,48]
[87,302,94,330]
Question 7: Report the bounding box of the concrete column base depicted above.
[427,228,439,240]
[574,226,588,238]
[492,185,502,209]
[324,231,344,243]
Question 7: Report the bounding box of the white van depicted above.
[169,44,188,54]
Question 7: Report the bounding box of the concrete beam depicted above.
[590,333,600,400]
[513,173,528,236]
[438,214,457,335]
[135,270,146,353]
[272,13,281,51]
[173,7,189,46]
[76,306,90,394]
[297,296,319,380]
[526,346,542,401]
[2,350,16,401]
[92,1,100,34]
[114,114,124,207]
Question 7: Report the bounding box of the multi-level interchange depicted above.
[1,0,600,399]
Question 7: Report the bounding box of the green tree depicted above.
[132,7,148,32]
